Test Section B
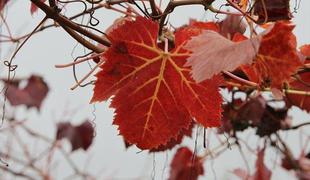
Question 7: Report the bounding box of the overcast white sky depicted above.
[1,0,310,179]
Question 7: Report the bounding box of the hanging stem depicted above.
[223,71,258,87]
[55,53,104,68]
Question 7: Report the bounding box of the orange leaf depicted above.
[91,17,222,149]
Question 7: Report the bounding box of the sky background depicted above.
[0,0,310,179]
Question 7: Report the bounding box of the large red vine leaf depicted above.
[91,17,222,150]
[169,147,204,180]
[240,22,302,89]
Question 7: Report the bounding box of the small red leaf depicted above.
[5,75,49,109]
[56,120,94,151]
[169,147,204,180]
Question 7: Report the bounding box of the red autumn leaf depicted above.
[91,17,222,150]
[219,14,247,39]
[56,120,94,151]
[30,0,47,14]
[184,30,261,82]
[4,75,49,109]
[169,147,204,180]
[241,22,302,89]
[254,0,292,23]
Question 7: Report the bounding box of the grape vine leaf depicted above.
[240,22,302,89]
[4,75,49,109]
[56,120,94,151]
[169,147,204,180]
[91,17,222,150]
[184,30,261,82]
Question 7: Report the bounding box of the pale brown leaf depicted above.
[184,30,261,83]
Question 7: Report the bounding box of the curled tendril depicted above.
[72,52,96,88]
[215,3,228,21]
[3,60,18,72]
[57,0,102,28]
[293,0,302,14]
